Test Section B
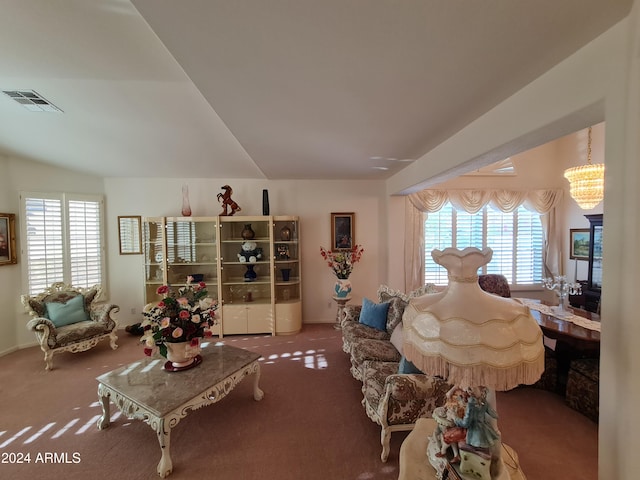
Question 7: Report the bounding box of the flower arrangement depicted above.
[319,244,364,279]
[141,276,218,358]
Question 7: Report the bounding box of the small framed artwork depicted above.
[570,228,590,260]
[118,216,142,255]
[0,213,17,266]
[331,212,354,250]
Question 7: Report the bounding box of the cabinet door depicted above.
[142,217,219,307]
[222,304,248,335]
[164,218,218,301]
[219,217,273,308]
[247,304,274,334]
[142,218,166,304]
[273,218,300,304]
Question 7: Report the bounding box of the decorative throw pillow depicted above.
[377,283,439,304]
[398,356,424,374]
[45,294,90,327]
[390,322,404,355]
[358,297,390,332]
[385,296,407,332]
[83,287,99,311]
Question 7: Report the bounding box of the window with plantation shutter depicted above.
[21,193,104,295]
[424,203,543,286]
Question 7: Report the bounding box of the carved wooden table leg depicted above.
[253,363,264,401]
[96,385,111,430]
[156,418,172,478]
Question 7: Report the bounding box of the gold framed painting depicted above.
[0,213,17,265]
[569,228,590,260]
[331,212,354,250]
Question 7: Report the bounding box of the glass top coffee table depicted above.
[96,343,263,478]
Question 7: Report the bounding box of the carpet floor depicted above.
[0,324,597,480]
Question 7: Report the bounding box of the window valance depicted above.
[408,189,563,214]
[404,189,564,292]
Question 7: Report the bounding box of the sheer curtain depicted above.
[404,189,563,291]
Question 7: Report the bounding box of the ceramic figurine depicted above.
[217,185,241,216]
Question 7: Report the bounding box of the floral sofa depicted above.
[341,284,452,462]
[341,276,514,462]
[21,282,119,370]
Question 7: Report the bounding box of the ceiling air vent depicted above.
[2,90,63,113]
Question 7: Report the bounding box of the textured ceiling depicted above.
[0,0,632,180]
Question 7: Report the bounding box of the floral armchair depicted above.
[21,282,119,370]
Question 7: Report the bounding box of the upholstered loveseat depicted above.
[342,276,513,462]
[21,282,119,370]
[341,285,452,462]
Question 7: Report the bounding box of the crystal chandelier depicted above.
[564,126,605,209]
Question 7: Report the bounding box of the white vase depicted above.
[334,278,352,298]
[165,341,200,369]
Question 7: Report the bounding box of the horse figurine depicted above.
[217,185,241,216]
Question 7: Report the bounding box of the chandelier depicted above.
[564,126,605,209]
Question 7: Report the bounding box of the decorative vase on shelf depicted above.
[281,268,291,281]
[244,264,257,282]
[164,341,201,370]
[280,225,292,241]
[334,278,352,298]
[181,185,192,217]
[241,224,256,240]
[262,189,270,215]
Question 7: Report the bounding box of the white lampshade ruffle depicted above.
[403,247,545,391]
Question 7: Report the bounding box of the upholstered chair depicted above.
[478,273,512,298]
[21,282,119,370]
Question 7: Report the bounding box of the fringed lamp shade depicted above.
[403,247,544,391]
[402,247,544,479]
[563,126,605,210]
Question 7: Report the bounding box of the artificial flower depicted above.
[140,277,218,359]
[319,244,364,279]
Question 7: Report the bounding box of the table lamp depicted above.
[403,247,544,480]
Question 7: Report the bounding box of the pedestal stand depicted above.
[332,296,351,330]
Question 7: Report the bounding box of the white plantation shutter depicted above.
[424,203,454,284]
[486,207,514,282]
[68,199,102,287]
[515,205,544,283]
[455,210,483,249]
[22,193,104,295]
[424,203,543,286]
[24,197,64,294]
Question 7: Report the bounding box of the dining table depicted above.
[519,298,600,395]
[526,304,600,355]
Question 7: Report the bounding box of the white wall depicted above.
[103,178,391,328]
[0,154,18,355]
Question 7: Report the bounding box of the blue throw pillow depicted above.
[45,295,90,327]
[398,356,424,374]
[358,297,390,332]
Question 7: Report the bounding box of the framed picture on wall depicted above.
[118,215,142,255]
[0,213,17,266]
[331,212,354,250]
[569,228,590,260]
